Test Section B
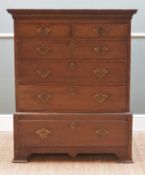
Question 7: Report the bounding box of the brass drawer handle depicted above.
[94,68,109,79]
[36,45,51,56]
[95,129,110,137]
[93,27,107,36]
[94,93,108,103]
[36,128,51,139]
[36,69,51,79]
[94,46,108,54]
[36,27,51,36]
[37,93,51,102]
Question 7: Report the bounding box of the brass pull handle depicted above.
[70,122,77,129]
[36,128,51,139]
[94,93,108,103]
[95,129,110,137]
[69,62,76,71]
[36,45,51,56]
[36,27,51,36]
[93,27,107,36]
[36,70,51,79]
[37,93,51,102]
[94,68,109,79]
[94,46,108,54]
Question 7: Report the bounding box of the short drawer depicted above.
[17,85,128,112]
[73,23,129,38]
[16,114,129,147]
[73,40,128,60]
[16,22,70,38]
[17,62,127,84]
[17,40,70,60]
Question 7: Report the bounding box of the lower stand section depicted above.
[13,147,132,163]
[13,113,133,163]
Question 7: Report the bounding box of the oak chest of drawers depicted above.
[8,9,137,162]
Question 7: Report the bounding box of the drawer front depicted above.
[17,40,127,60]
[17,117,128,147]
[16,23,70,38]
[73,40,128,60]
[17,85,128,112]
[17,40,70,59]
[74,23,129,38]
[17,62,127,84]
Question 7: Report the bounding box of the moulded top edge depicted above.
[7,9,137,17]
